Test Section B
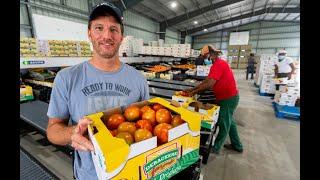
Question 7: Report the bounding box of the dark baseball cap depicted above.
[89,2,123,25]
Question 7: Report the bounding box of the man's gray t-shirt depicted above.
[47,61,150,180]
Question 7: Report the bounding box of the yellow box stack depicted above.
[78,41,92,57]
[20,38,37,57]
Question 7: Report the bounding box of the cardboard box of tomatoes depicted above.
[185,102,220,130]
[87,97,202,180]
[172,92,219,130]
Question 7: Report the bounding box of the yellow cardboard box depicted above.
[87,97,201,180]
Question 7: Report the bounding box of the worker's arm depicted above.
[274,65,278,78]
[47,117,94,151]
[288,63,296,80]
[184,78,216,96]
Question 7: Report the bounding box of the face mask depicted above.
[278,55,285,61]
[204,58,212,65]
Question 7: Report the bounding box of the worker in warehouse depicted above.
[183,45,243,157]
[274,49,296,90]
[46,2,149,180]
[246,53,256,80]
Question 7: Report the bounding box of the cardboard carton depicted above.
[88,97,201,180]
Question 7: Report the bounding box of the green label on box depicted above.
[149,149,199,180]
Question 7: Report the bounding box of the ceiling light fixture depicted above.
[204,28,208,32]
[194,21,198,24]
[170,2,177,8]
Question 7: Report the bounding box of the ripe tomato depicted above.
[134,129,152,142]
[152,103,164,112]
[142,109,156,126]
[110,129,118,137]
[140,105,151,114]
[106,114,126,130]
[171,115,185,127]
[155,109,172,124]
[116,132,134,145]
[153,123,173,144]
[136,119,153,132]
[124,105,141,122]
[117,122,137,136]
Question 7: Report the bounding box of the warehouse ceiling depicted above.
[122,0,300,36]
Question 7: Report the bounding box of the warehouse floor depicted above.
[20,71,300,180]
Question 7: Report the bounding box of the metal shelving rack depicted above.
[20,56,181,69]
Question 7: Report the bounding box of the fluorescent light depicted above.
[203,28,207,32]
[170,2,177,8]
[194,21,198,24]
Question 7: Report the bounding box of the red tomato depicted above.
[153,123,173,144]
[124,105,141,122]
[117,122,137,136]
[171,115,185,127]
[156,109,172,124]
[110,129,118,137]
[140,105,152,114]
[142,109,156,126]
[134,129,152,142]
[116,132,134,145]
[136,119,153,132]
[152,103,164,112]
[107,114,126,130]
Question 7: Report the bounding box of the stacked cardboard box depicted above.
[196,65,211,76]
[78,41,92,57]
[172,44,191,58]
[119,36,134,57]
[132,38,144,55]
[228,45,240,69]
[260,74,276,94]
[164,47,172,56]
[274,85,300,106]
[20,38,37,57]
[254,54,277,86]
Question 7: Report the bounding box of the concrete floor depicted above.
[201,71,300,180]
[20,70,300,180]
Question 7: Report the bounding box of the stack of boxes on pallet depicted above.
[227,45,240,68]
[20,38,93,57]
[274,85,300,106]
[256,54,277,94]
[20,38,37,57]
[227,45,252,69]
[238,45,252,69]
[255,54,276,86]
[274,60,300,107]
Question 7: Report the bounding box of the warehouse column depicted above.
[25,0,36,38]
[159,22,166,42]
[180,31,186,44]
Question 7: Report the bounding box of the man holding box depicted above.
[184,45,243,156]
[46,2,149,179]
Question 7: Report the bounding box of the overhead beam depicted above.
[184,7,300,34]
[292,14,300,21]
[192,20,299,38]
[113,0,144,11]
[162,0,244,27]
[271,0,292,21]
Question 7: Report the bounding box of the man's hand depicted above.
[70,118,94,151]
[183,88,196,97]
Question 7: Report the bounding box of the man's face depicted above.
[88,15,123,59]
